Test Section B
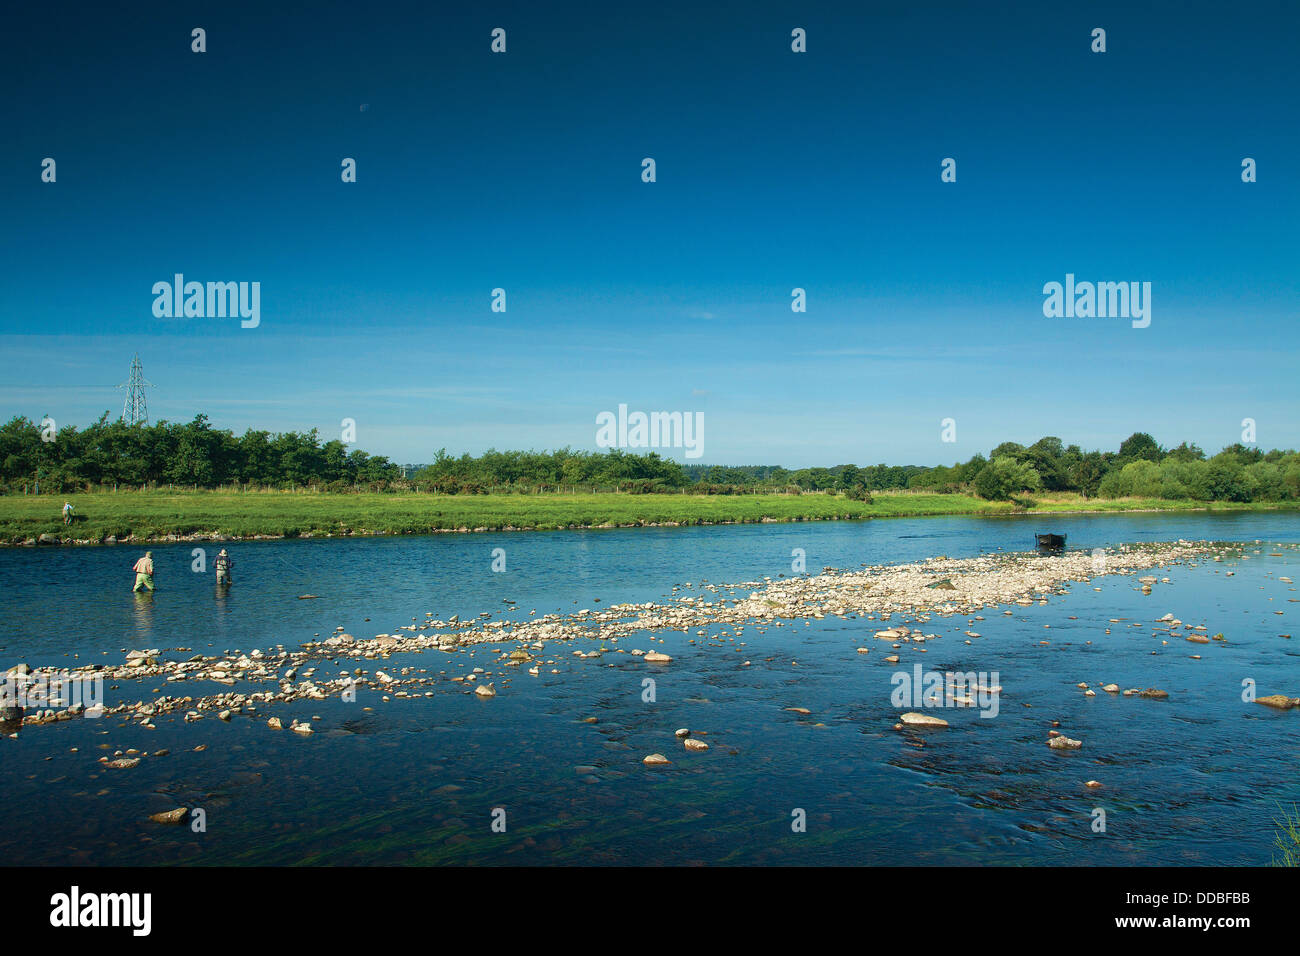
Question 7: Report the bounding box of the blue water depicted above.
[1,511,1297,865]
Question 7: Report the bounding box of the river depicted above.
[0,511,1296,865]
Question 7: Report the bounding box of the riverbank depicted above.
[0,490,1289,546]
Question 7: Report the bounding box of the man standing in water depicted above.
[215,548,233,586]
[132,551,155,592]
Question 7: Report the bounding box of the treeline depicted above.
[684,435,1300,502]
[922,434,1300,502]
[409,433,1300,502]
[411,448,692,494]
[414,453,918,496]
[1,414,402,491]
[683,463,928,493]
[5,413,1298,503]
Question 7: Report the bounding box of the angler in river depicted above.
[131,551,155,592]
[215,548,233,587]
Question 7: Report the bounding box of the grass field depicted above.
[0,490,1287,544]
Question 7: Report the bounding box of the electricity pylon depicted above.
[117,353,155,425]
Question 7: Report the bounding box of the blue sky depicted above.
[2,0,1297,466]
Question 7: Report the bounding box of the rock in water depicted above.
[267,717,282,729]
[644,651,672,663]
[1255,695,1298,710]
[474,683,496,697]
[683,738,709,751]
[899,712,949,727]
[643,753,671,765]
[1047,736,1083,750]
[149,807,188,825]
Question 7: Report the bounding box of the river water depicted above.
[1,511,1297,865]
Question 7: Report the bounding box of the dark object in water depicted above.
[0,705,23,730]
[1035,533,1066,551]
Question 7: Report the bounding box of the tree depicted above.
[974,457,1041,500]
[1118,432,1162,463]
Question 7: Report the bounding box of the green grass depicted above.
[0,489,1289,544]
[1273,803,1300,867]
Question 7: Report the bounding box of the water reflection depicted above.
[131,590,154,641]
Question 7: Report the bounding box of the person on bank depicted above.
[132,551,155,592]
[62,501,74,525]
[215,548,233,586]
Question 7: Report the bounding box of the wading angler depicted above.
[152,274,260,328]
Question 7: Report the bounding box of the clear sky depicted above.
[2,0,1297,466]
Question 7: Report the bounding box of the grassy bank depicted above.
[0,490,1289,544]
